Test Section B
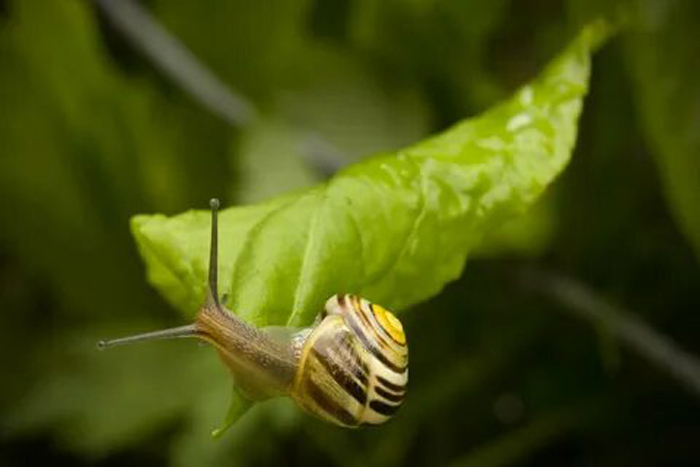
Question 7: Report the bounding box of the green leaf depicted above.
[626,0,700,260]
[131,22,609,431]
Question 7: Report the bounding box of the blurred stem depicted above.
[93,0,347,175]
[94,0,256,126]
[525,268,700,400]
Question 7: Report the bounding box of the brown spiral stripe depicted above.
[293,294,408,426]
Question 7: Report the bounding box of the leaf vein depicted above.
[288,188,325,326]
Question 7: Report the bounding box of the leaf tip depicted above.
[579,18,616,52]
[210,389,253,439]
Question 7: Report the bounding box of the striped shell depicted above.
[292,294,408,427]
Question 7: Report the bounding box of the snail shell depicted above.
[292,294,408,427]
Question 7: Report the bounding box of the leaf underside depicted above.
[131,22,609,434]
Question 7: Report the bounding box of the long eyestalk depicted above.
[99,198,222,351]
[207,198,221,307]
[97,324,200,350]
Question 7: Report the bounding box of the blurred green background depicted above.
[1,0,699,465]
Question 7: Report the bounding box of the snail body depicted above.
[99,199,407,427]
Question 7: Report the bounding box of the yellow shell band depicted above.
[372,305,406,345]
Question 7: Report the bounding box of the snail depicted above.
[99,199,408,427]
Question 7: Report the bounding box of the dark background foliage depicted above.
[0,0,698,465]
